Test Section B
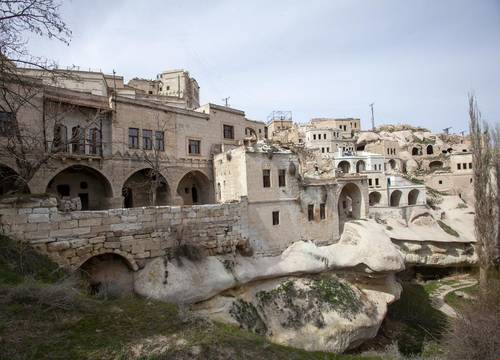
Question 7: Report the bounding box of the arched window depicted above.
[88,128,101,155]
[71,126,84,154]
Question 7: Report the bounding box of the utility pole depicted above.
[369,103,375,130]
[222,97,230,107]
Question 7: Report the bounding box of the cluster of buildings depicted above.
[4,65,472,250]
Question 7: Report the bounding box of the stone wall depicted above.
[0,196,248,271]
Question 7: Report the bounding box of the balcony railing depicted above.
[48,140,105,157]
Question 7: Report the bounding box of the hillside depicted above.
[0,235,381,360]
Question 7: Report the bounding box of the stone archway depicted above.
[390,190,402,207]
[356,160,366,173]
[338,161,350,174]
[176,170,211,205]
[388,159,396,170]
[369,191,382,206]
[408,189,420,205]
[79,253,134,297]
[338,182,362,234]
[122,169,170,208]
[0,164,30,195]
[412,147,420,156]
[46,165,113,210]
[429,160,444,171]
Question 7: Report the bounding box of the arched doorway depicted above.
[122,169,170,208]
[0,164,30,195]
[369,191,382,206]
[388,159,396,170]
[426,145,434,155]
[338,161,350,174]
[338,183,362,234]
[356,160,366,173]
[408,189,420,205]
[390,190,402,207]
[176,170,211,205]
[46,165,113,210]
[429,161,444,171]
[412,147,420,156]
[79,253,134,297]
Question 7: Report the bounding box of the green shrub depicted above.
[0,235,66,284]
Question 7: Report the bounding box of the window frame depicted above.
[155,131,165,151]
[320,203,326,220]
[263,169,271,188]
[308,204,314,221]
[142,129,153,150]
[223,124,235,140]
[278,169,286,187]
[128,127,140,149]
[188,139,201,155]
[272,211,280,225]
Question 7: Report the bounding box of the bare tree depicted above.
[0,0,75,193]
[122,114,173,207]
[469,95,500,288]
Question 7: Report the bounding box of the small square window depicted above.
[223,124,234,139]
[272,211,279,225]
[188,139,201,155]
[439,180,443,184]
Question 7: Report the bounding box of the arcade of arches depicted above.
[338,161,350,174]
[369,191,381,206]
[408,189,420,205]
[176,171,211,205]
[46,165,113,210]
[338,182,362,234]
[122,169,169,208]
[390,190,402,207]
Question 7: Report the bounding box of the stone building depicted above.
[0,67,265,210]
[214,143,369,253]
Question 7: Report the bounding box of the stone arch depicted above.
[122,168,170,208]
[369,191,382,206]
[0,163,30,195]
[426,144,434,155]
[390,190,402,207]
[412,147,420,156]
[245,127,257,138]
[356,160,366,173]
[388,159,396,170]
[408,189,421,205]
[46,164,113,210]
[176,170,211,205]
[338,161,350,174]
[338,182,362,234]
[77,251,137,297]
[429,160,444,171]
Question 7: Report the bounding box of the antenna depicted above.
[222,97,230,107]
[369,103,375,130]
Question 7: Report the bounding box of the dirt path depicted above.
[429,277,477,318]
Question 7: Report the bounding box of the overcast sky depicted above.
[26,0,500,132]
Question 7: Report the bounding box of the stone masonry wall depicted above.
[0,196,249,271]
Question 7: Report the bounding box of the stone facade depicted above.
[0,196,248,270]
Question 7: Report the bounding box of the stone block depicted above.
[104,242,121,249]
[79,218,102,227]
[28,213,49,223]
[47,241,70,252]
[59,220,78,229]
[89,236,105,244]
[70,239,89,248]
[76,245,92,257]
[33,208,50,214]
